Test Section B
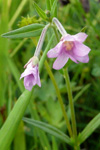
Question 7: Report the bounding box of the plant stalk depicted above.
[63,68,77,138]
[45,60,72,137]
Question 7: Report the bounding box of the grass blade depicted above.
[51,0,57,17]
[78,113,100,144]
[46,0,51,10]
[0,90,32,150]
[14,121,26,150]
[23,118,72,146]
[33,2,47,20]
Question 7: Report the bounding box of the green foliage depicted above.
[2,23,44,38]
[14,121,26,150]
[91,65,100,77]
[33,2,48,21]
[0,0,100,150]
[0,90,32,150]
[46,0,51,10]
[78,113,100,144]
[51,0,57,17]
[23,118,72,146]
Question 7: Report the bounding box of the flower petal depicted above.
[73,41,91,57]
[74,55,89,63]
[24,74,35,91]
[37,74,41,87]
[62,34,75,41]
[53,52,69,70]
[37,66,41,87]
[47,41,62,58]
[67,51,78,63]
[73,32,88,42]
[20,64,37,79]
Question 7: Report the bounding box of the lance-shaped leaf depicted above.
[23,118,72,146]
[0,90,32,150]
[78,113,100,144]
[2,23,44,38]
[33,2,47,20]
[50,0,54,6]
[51,0,57,17]
[46,0,51,10]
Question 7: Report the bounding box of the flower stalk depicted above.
[34,24,50,57]
[53,17,67,36]
[63,68,77,138]
[44,60,73,137]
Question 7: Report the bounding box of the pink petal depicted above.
[24,74,35,91]
[74,55,89,63]
[20,64,37,79]
[53,52,69,70]
[73,41,91,57]
[37,69,41,87]
[73,32,88,42]
[63,34,75,41]
[67,51,78,63]
[47,41,62,58]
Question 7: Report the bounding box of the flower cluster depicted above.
[20,18,91,91]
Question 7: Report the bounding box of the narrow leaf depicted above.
[0,90,32,150]
[2,23,44,38]
[78,113,100,144]
[51,0,57,17]
[29,102,51,150]
[23,118,72,146]
[46,0,51,10]
[14,121,26,150]
[50,0,54,6]
[33,2,47,20]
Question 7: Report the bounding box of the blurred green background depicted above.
[0,0,100,150]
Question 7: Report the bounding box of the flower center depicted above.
[63,41,74,51]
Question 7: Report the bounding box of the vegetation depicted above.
[0,0,100,150]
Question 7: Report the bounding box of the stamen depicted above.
[63,41,74,51]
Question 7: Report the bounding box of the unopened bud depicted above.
[46,10,51,18]
[24,56,39,68]
[32,56,39,67]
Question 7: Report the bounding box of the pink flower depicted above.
[20,62,41,91]
[47,32,91,70]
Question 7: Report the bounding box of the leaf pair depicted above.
[34,0,57,20]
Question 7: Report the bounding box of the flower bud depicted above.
[32,56,39,67]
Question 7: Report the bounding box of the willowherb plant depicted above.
[0,1,100,150]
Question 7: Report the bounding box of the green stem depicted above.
[74,145,80,150]
[29,100,51,150]
[52,25,59,42]
[63,68,77,138]
[10,38,27,57]
[45,60,73,137]
[39,34,54,73]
